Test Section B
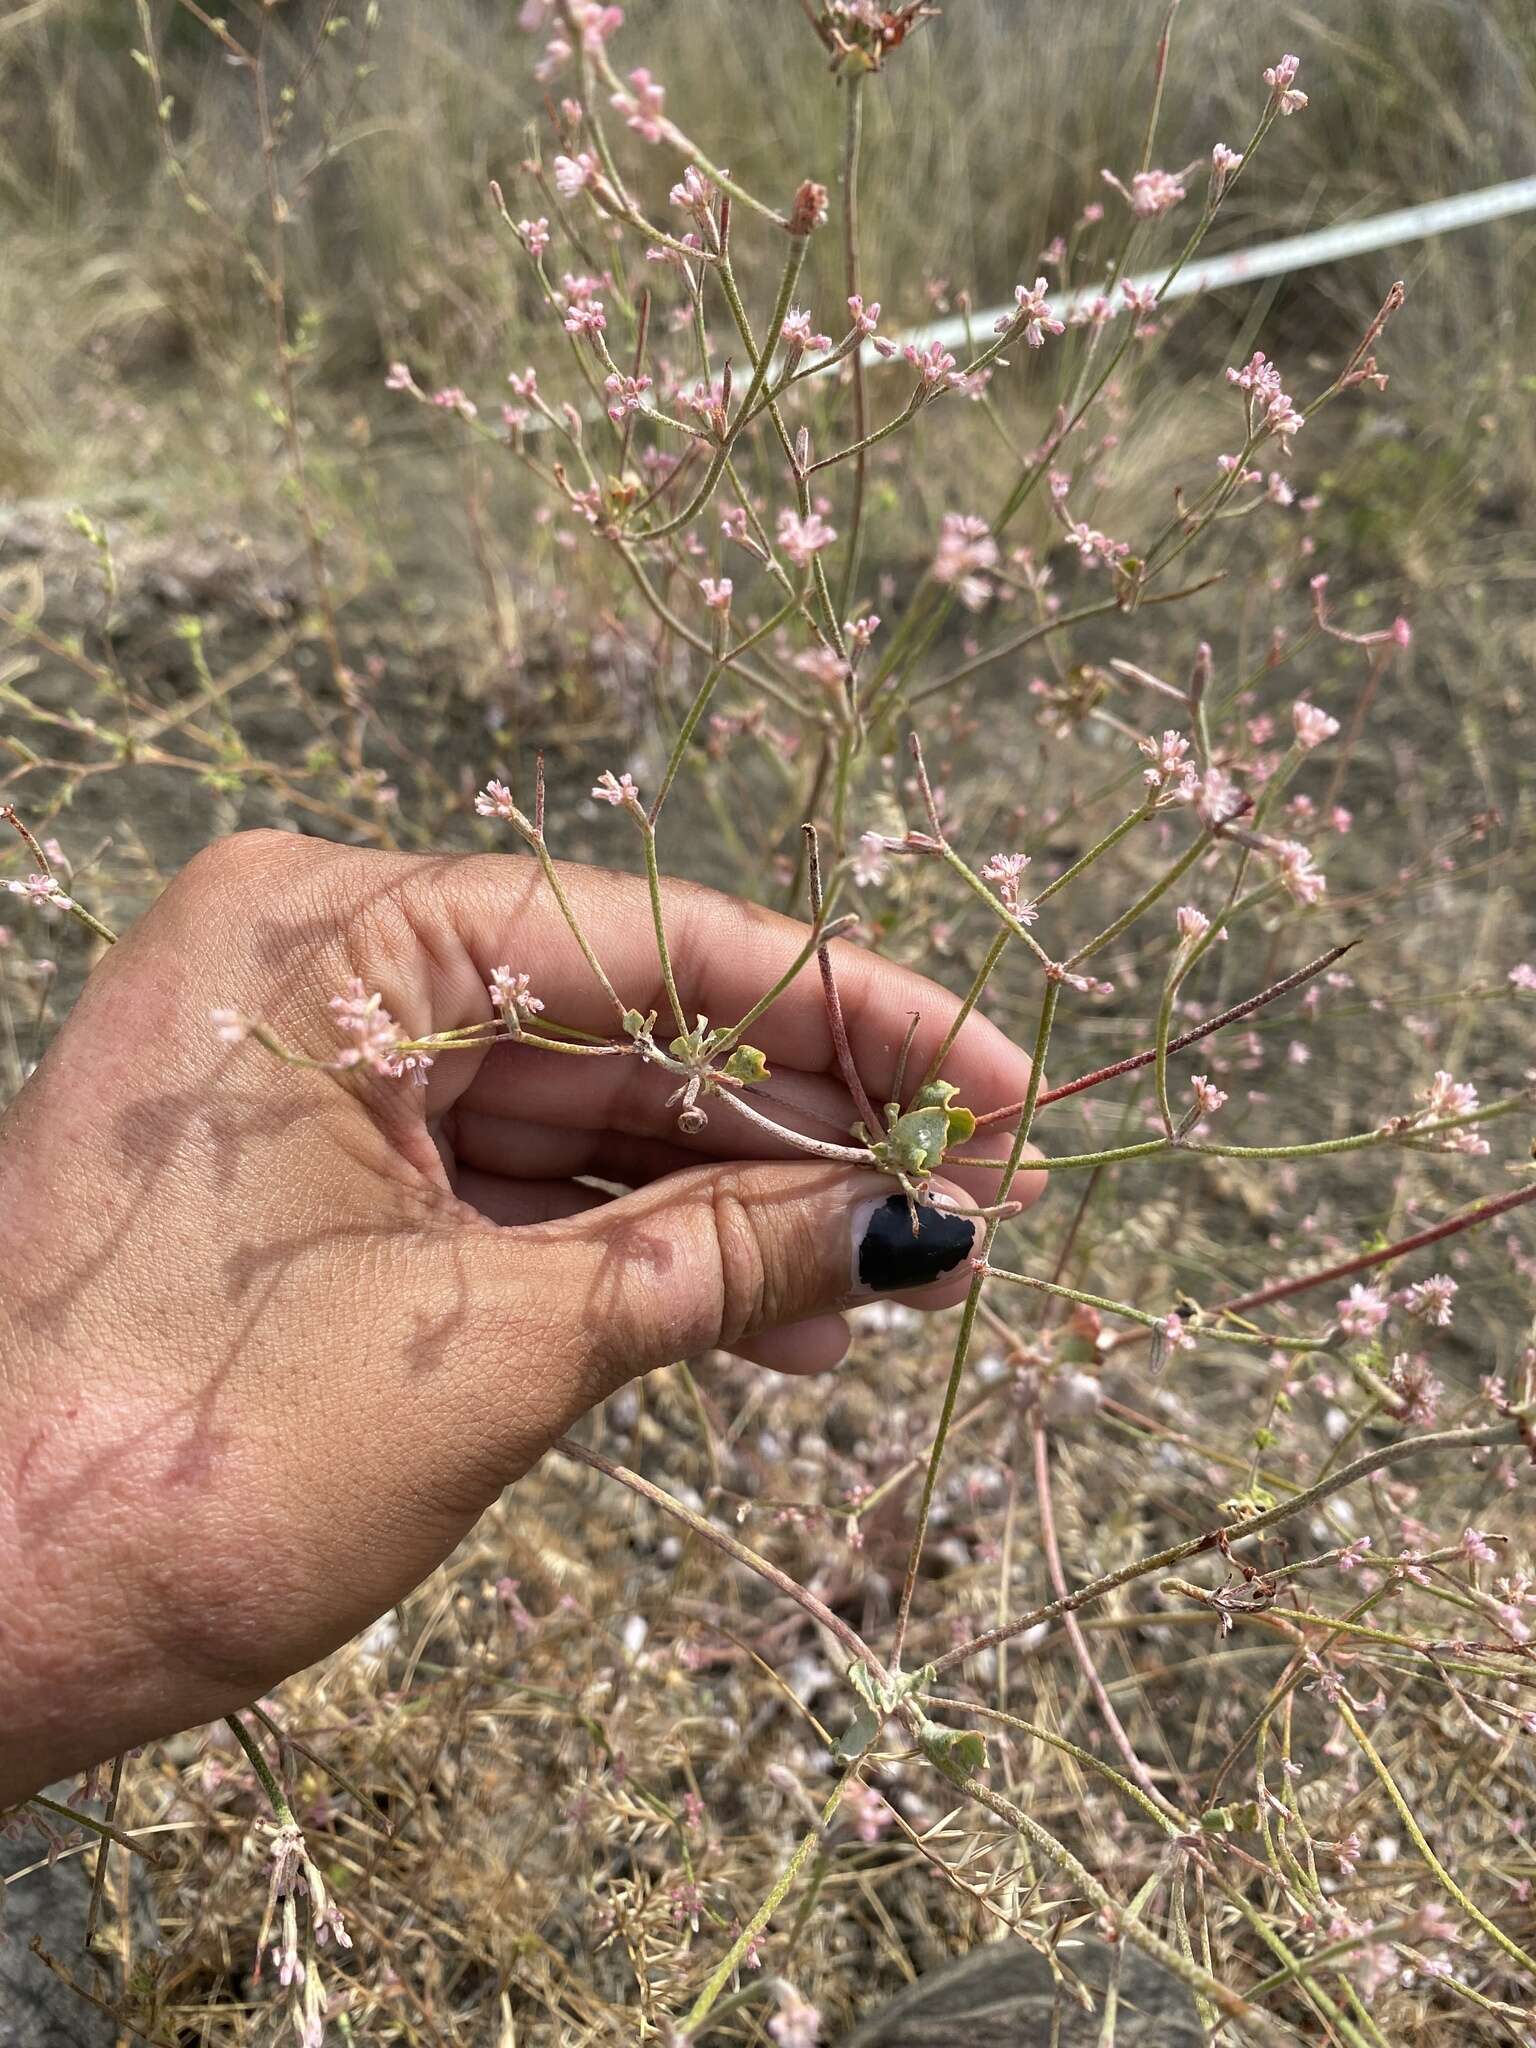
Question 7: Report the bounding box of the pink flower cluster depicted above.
[995,277,1064,348]
[1226,352,1305,454]
[1263,53,1309,116]
[1138,730,1199,803]
[330,979,431,1084]
[1102,166,1187,218]
[777,507,838,569]
[980,850,1035,923]
[932,513,998,610]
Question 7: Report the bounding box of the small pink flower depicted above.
[329,978,430,1085]
[853,832,890,888]
[980,850,1035,923]
[1138,730,1199,803]
[996,276,1063,347]
[721,505,750,544]
[1461,1527,1498,1565]
[1407,1900,1458,1944]
[1156,1311,1197,1357]
[1402,1274,1456,1326]
[209,1008,249,1044]
[1336,1537,1372,1573]
[1292,701,1339,750]
[670,165,715,215]
[1210,142,1244,187]
[841,1780,891,1845]
[515,216,551,256]
[1176,904,1210,942]
[602,370,652,420]
[699,577,733,612]
[610,66,666,143]
[769,1985,822,2048]
[475,779,519,820]
[847,294,881,336]
[6,872,64,905]
[592,769,641,807]
[488,967,544,1017]
[781,307,832,354]
[563,299,607,338]
[903,339,963,392]
[1196,765,1242,826]
[794,646,850,691]
[1190,1075,1227,1119]
[1508,963,1536,992]
[789,179,829,235]
[383,361,415,392]
[552,151,598,199]
[1336,1283,1390,1340]
[1049,965,1115,998]
[1421,1070,1478,1120]
[1270,838,1326,904]
[932,512,998,602]
[777,507,838,568]
[1263,53,1309,116]
[669,1878,704,1931]
[1103,166,1186,217]
[430,386,478,419]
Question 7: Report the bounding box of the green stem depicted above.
[649,590,804,821]
[1337,1695,1536,1978]
[919,926,1011,1090]
[641,824,688,1037]
[891,982,1059,1664]
[1067,829,1212,965]
[226,1711,298,1828]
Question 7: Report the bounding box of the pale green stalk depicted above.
[891,982,1059,1663]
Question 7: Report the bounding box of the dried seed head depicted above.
[788,180,830,237]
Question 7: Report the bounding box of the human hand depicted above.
[0,830,1042,1804]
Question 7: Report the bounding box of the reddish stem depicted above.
[1202,1181,1536,1323]
[972,940,1358,1130]
[1108,1181,1536,1353]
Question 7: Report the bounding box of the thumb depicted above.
[533,1162,983,1391]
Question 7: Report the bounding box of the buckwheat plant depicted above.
[5,4,1535,2046]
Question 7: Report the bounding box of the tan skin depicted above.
[0,831,1043,1807]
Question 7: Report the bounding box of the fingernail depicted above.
[851,1194,978,1295]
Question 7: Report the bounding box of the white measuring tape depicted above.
[881,174,1536,356]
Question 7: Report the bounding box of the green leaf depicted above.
[722,1044,770,1085]
[917,1719,989,1781]
[847,1661,883,1713]
[902,1081,975,1154]
[834,1705,880,1759]
[885,1105,951,1175]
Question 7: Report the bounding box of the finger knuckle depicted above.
[705,1177,769,1345]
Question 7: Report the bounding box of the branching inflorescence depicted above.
[6,4,1535,2045]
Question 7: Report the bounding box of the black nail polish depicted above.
[854,1194,977,1293]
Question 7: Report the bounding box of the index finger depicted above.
[408,854,1035,1118]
